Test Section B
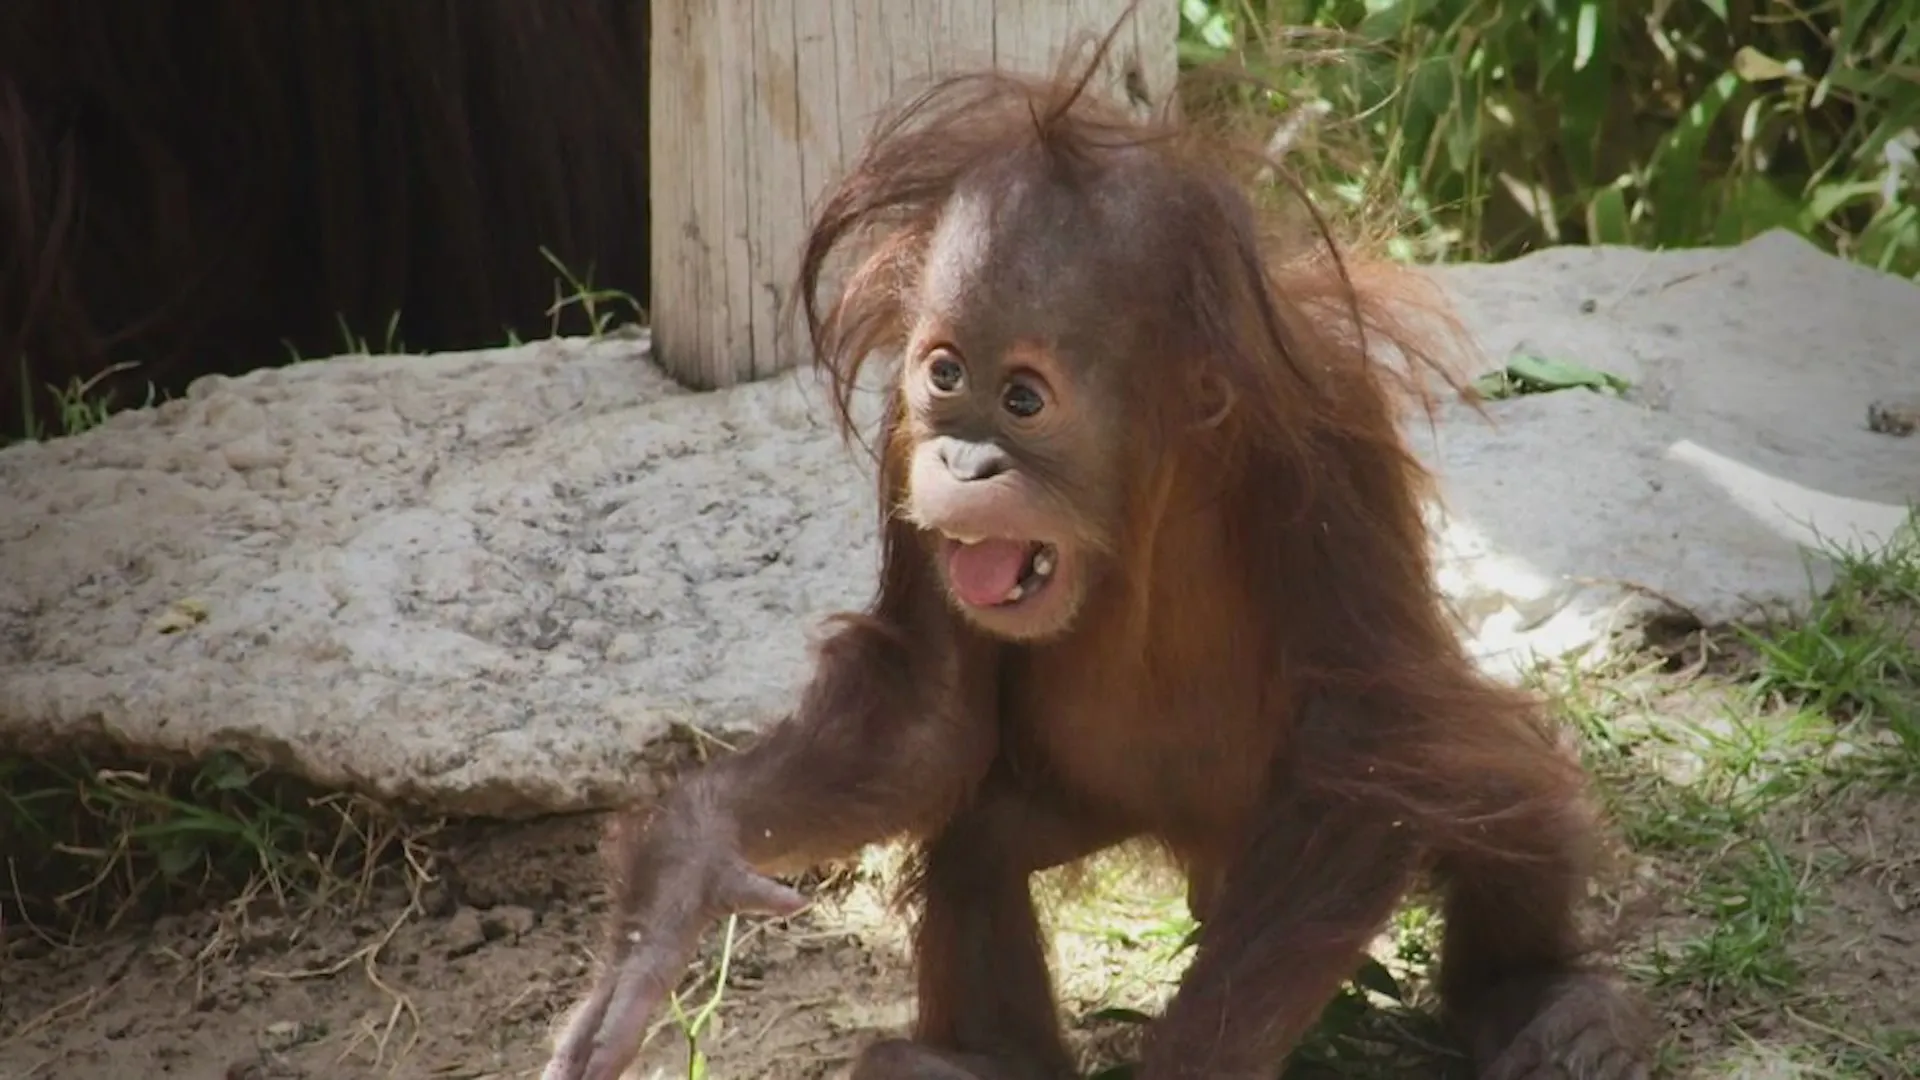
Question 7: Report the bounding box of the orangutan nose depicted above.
[937,438,1012,482]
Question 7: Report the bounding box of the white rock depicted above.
[1418,229,1917,676]
[1,334,885,816]
[1,229,1914,815]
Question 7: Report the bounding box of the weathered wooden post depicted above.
[648,0,1178,389]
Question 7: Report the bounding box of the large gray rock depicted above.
[0,335,884,816]
[1417,229,1917,674]
[1,229,1915,817]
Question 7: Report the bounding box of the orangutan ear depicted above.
[1191,368,1238,431]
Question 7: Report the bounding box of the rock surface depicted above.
[2,229,1915,817]
[1418,229,1918,674]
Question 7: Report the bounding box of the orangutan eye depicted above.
[1002,380,1045,419]
[927,352,967,394]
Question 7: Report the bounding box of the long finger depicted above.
[573,873,801,1080]
[716,859,809,916]
[579,925,705,1080]
[541,929,635,1080]
[541,897,690,1080]
[541,981,614,1080]
[545,870,806,1080]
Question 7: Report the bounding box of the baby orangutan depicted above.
[540,31,1652,1080]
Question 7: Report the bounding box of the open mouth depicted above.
[942,537,1059,609]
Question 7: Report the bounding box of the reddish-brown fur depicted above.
[541,18,1652,1080]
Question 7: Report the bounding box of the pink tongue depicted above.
[946,539,1032,607]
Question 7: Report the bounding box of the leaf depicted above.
[1586,180,1635,244]
[1859,202,1920,275]
[1646,70,1743,247]
[156,838,206,879]
[1505,352,1632,393]
[1176,0,1237,64]
[199,751,256,793]
[1181,0,1235,49]
[1732,45,1797,82]
[1711,174,1804,245]
[1558,0,1618,187]
[1470,370,1517,399]
[1474,353,1633,399]
[1573,0,1601,70]
[1357,0,1440,41]
[1446,70,1483,175]
[1816,59,1913,101]
[1353,956,1406,1002]
[1399,55,1459,176]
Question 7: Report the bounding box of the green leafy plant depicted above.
[1177,0,1920,276]
[1469,352,1632,399]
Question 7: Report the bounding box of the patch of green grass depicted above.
[1550,666,1833,1001]
[1536,505,1920,1066]
[307,308,411,359]
[10,250,647,447]
[1739,514,1920,765]
[1644,834,1823,996]
[1814,1022,1920,1078]
[9,358,155,444]
[1698,1016,1920,1080]
[0,750,436,942]
[1742,590,1915,720]
[305,250,647,358]
[539,246,647,339]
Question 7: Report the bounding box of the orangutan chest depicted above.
[1007,652,1278,838]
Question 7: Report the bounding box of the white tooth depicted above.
[1003,583,1025,603]
[1031,550,1056,577]
[950,534,985,545]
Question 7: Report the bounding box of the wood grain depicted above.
[649,0,1177,388]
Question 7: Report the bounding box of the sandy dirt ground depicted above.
[2,815,924,1080]
[8,622,1920,1080]
[4,783,1917,1080]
